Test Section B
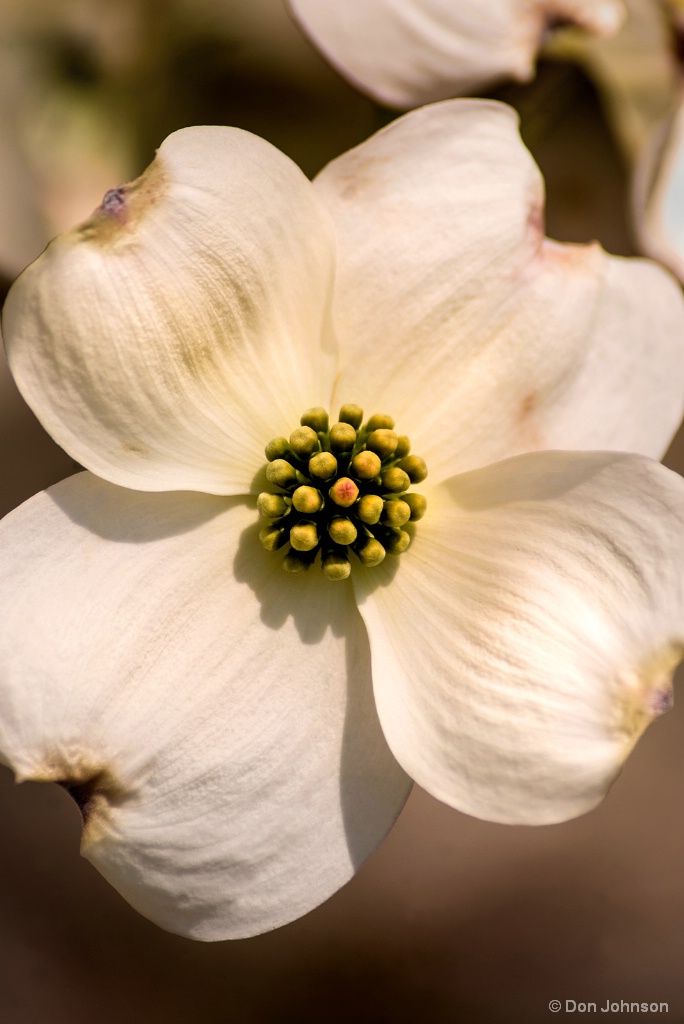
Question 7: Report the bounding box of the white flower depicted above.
[636,93,684,283]
[288,0,626,108]
[545,0,680,164]
[2,99,684,942]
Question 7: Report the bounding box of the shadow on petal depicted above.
[49,474,238,543]
[233,515,410,870]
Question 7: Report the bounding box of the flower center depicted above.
[257,406,427,581]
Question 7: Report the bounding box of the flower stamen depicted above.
[257,406,428,579]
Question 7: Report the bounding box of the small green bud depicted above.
[338,404,364,429]
[329,422,357,453]
[265,437,289,461]
[309,451,338,481]
[292,485,324,514]
[328,517,357,545]
[282,550,313,574]
[384,529,410,554]
[300,407,329,433]
[290,522,319,551]
[322,551,351,581]
[329,477,359,507]
[366,413,394,432]
[289,426,320,459]
[266,459,297,488]
[256,492,290,518]
[397,455,428,483]
[259,405,425,578]
[350,450,381,480]
[356,538,386,567]
[259,525,286,551]
[404,493,427,521]
[394,435,411,459]
[357,494,383,525]
[381,467,410,493]
[381,499,411,527]
[366,429,398,460]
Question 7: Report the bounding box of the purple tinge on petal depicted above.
[650,686,675,716]
[100,186,128,222]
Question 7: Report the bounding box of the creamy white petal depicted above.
[3,126,337,495]
[353,451,684,825]
[315,101,684,480]
[636,98,684,284]
[0,473,409,940]
[289,0,624,108]
[546,0,678,164]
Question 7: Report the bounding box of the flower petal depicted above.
[636,98,684,284]
[0,473,409,940]
[353,450,684,825]
[545,0,678,164]
[289,0,624,109]
[315,100,684,480]
[3,126,337,495]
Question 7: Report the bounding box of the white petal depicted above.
[289,0,624,108]
[0,473,409,940]
[3,126,338,495]
[315,100,684,479]
[546,0,678,164]
[353,451,684,825]
[637,98,684,284]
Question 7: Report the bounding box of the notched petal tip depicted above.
[618,642,682,749]
[76,158,168,244]
[17,753,128,848]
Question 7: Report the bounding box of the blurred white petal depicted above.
[289,0,625,108]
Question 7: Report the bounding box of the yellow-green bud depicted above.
[300,407,329,433]
[290,522,319,551]
[381,467,410,493]
[309,451,338,481]
[259,405,425,579]
[289,426,320,459]
[394,435,411,459]
[282,551,313,574]
[292,485,323,514]
[329,477,359,507]
[322,551,351,581]
[328,517,357,545]
[366,429,398,460]
[350,450,381,480]
[366,413,394,432]
[257,492,290,518]
[357,494,383,525]
[381,499,411,527]
[404,493,427,521]
[265,437,289,461]
[266,459,298,488]
[329,422,357,452]
[356,538,386,567]
[259,525,286,551]
[397,455,428,483]
[384,529,410,554]
[338,404,364,429]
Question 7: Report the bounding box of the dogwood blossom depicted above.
[2,100,684,941]
[636,96,684,282]
[288,0,626,107]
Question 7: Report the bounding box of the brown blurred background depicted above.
[1,4,684,1022]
